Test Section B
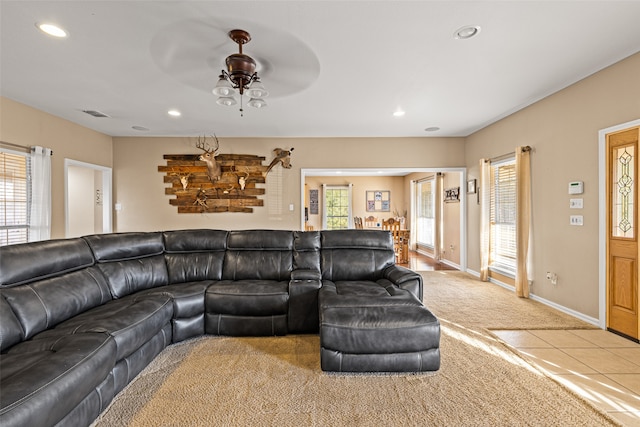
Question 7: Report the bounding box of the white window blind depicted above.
[490,159,516,274]
[0,150,30,246]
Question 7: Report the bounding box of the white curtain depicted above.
[29,146,52,242]
[515,146,533,298]
[434,173,444,261]
[409,180,417,250]
[479,159,491,281]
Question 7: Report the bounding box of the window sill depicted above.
[489,265,515,280]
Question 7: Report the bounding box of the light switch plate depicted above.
[569,198,583,209]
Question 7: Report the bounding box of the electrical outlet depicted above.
[546,272,558,285]
[570,215,583,226]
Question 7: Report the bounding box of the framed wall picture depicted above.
[444,187,460,203]
[467,179,477,194]
[366,190,390,212]
[309,189,319,215]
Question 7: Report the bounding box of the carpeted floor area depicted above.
[421,270,596,330]
[92,271,618,427]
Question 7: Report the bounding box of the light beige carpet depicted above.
[421,270,596,330]
[92,271,617,427]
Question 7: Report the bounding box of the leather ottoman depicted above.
[320,305,440,372]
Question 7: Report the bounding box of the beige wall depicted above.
[304,175,407,231]
[465,52,640,319]
[0,97,113,239]
[2,52,639,323]
[112,136,464,232]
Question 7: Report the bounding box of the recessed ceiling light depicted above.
[167,109,181,117]
[425,127,440,132]
[36,23,68,38]
[393,111,405,117]
[132,126,150,131]
[454,25,481,40]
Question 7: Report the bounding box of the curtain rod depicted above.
[486,146,533,163]
[1,140,29,153]
[0,141,53,155]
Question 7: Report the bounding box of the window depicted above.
[490,158,516,275]
[416,177,435,247]
[0,150,30,246]
[323,185,352,230]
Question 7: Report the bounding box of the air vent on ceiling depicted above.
[82,109,110,118]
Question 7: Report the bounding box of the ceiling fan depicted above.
[148,18,321,110]
[212,29,269,114]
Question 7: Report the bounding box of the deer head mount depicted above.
[170,170,192,190]
[264,147,294,177]
[195,135,222,182]
[237,168,250,190]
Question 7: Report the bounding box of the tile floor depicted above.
[492,329,640,426]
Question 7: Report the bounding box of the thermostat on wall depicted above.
[568,181,584,195]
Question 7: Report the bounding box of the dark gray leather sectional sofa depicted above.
[0,229,440,427]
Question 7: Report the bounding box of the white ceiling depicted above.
[1,1,639,139]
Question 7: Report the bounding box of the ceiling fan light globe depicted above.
[246,81,269,98]
[216,96,237,106]
[212,78,236,97]
[248,98,267,108]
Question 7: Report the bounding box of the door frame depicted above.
[599,118,640,329]
[64,158,113,237]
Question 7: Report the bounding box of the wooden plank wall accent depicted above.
[158,154,267,213]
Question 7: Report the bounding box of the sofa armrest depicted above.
[291,269,321,281]
[288,275,322,333]
[383,265,423,301]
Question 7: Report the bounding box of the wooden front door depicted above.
[607,126,640,341]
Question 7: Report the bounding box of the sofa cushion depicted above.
[206,280,289,316]
[137,281,212,319]
[320,305,441,355]
[0,333,116,427]
[95,255,169,299]
[320,230,395,281]
[293,231,321,271]
[318,280,423,316]
[0,296,24,352]
[0,238,94,287]
[223,230,294,281]
[1,266,113,341]
[32,294,173,361]
[163,229,227,283]
[84,233,169,299]
[84,232,164,262]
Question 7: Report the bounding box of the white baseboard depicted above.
[464,268,601,328]
[416,249,460,271]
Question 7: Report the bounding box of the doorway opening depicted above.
[301,167,467,271]
[64,159,112,237]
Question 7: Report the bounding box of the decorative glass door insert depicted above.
[612,144,635,239]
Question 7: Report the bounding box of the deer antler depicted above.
[195,134,219,154]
